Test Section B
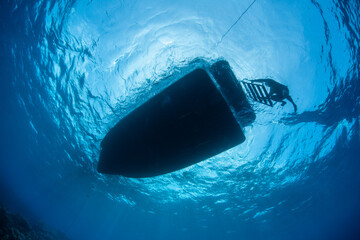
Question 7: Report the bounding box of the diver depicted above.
[251,79,297,113]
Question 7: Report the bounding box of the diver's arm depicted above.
[286,96,297,113]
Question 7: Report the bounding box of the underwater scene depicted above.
[0,0,359,239]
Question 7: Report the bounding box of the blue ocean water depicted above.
[0,0,359,239]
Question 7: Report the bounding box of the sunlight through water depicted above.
[0,0,359,239]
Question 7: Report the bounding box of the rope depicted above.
[217,0,258,45]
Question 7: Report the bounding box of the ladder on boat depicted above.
[241,80,274,107]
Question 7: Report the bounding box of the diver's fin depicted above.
[241,80,273,107]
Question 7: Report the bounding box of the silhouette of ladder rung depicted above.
[241,81,273,107]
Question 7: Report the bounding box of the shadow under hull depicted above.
[98,60,255,178]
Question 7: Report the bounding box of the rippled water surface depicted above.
[0,0,359,239]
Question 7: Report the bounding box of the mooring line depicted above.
[217,0,258,45]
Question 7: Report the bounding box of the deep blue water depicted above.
[0,0,359,239]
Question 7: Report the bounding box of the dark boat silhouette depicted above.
[97,60,255,177]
